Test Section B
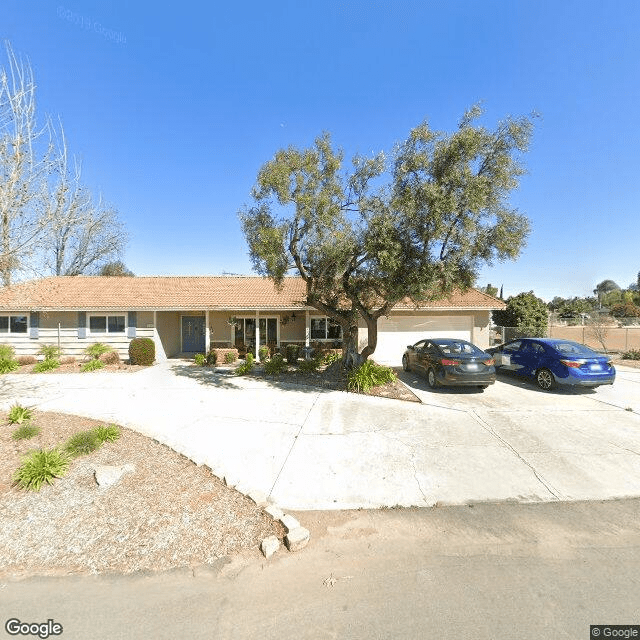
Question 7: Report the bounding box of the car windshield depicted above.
[553,342,599,357]
[433,341,482,356]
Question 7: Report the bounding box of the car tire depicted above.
[402,355,410,372]
[427,368,439,389]
[536,368,555,391]
[477,385,488,391]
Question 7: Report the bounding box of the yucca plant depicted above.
[93,424,121,444]
[347,360,396,393]
[8,404,34,425]
[12,423,41,440]
[13,448,70,491]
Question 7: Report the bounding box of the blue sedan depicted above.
[486,338,615,390]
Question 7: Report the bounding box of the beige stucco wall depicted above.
[208,312,232,344]
[156,311,181,357]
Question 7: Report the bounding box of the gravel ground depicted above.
[0,411,284,579]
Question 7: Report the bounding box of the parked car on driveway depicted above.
[402,338,496,390]
[486,338,616,390]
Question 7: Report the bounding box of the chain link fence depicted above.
[490,319,640,353]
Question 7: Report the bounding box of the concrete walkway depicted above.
[2,361,640,510]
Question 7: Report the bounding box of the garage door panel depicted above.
[373,315,472,366]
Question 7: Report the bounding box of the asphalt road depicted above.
[3,499,640,640]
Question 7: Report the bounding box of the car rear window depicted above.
[433,341,483,356]
[553,342,598,357]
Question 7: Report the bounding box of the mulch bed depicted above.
[12,361,145,374]
[0,411,284,579]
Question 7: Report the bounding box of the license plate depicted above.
[590,364,602,371]
[466,363,479,371]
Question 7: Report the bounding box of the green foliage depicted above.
[0,344,16,360]
[206,349,218,366]
[12,423,40,440]
[611,302,640,318]
[8,404,33,424]
[224,351,237,364]
[258,345,269,362]
[84,342,111,360]
[194,353,206,366]
[347,360,397,393]
[33,358,61,372]
[81,359,104,372]
[99,260,135,277]
[286,344,300,364]
[235,352,255,376]
[493,291,549,337]
[298,357,321,373]
[65,430,102,457]
[38,344,61,360]
[13,448,70,491]
[128,337,155,365]
[264,353,287,375]
[622,349,640,360]
[479,284,499,297]
[322,350,342,366]
[93,424,121,443]
[0,358,19,374]
[240,106,534,363]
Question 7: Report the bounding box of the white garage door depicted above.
[371,315,472,366]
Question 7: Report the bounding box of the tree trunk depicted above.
[341,323,363,369]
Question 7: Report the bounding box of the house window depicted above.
[311,317,342,341]
[89,314,125,334]
[0,314,28,334]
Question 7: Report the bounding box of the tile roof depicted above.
[0,276,506,311]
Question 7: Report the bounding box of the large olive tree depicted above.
[240,106,534,366]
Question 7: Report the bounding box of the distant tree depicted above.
[99,261,134,277]
[493,291,549,337]
[594,279,621,306]
[610,302,640,318]
[499,284,504,299]
[480,283,499,297]
[240,106,535,366]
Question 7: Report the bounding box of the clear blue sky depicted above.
[4,0,640,301]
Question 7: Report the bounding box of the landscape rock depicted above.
[264,505,284,521]
[284,527,310,552]
[94,464,135,488]
[247,490,268,508]
[260,535,280,559]
[280,514,300,532]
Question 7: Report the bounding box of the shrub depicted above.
[65,430,102,457]
[0,358,19,374]
[33,358,61,373]
[38,344,61,360]
[17,355,37,365]
[286,344,300,364]
[81,359,104,372]
[194,353,206,366]
[99,350,121,365]
[298,357,321,373]
[0,344,16,360]
[93,424,121,443]
[128,337,155,365]
[13,448,70,491]
[347,360,397,393]
[323,351,342,366]
[622,349,640,360]
[12,423,41,440]
[84,342,112,360]
[235,352,255,376]
[224,351,237,364]
[60,356,76,365]
[264,353,287,375]
[205,349,218,366]
[8,404,34,424]
[258,345,269,362]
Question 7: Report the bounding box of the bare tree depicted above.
[587,315,611,353]
[0,42,57,285]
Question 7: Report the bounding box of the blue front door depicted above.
[182,316,205,352]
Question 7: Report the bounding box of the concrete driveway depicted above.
[1,361,639,510]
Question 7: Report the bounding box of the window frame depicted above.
[310,316,343,341]
[0,313,29,335]
[87,313,126,335]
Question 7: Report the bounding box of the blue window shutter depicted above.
[127,311,137,338]
[78,312,86,339]
[29,312,39,339]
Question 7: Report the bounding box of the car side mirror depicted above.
[407,345,413,349]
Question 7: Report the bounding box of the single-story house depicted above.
[0,276,506,366]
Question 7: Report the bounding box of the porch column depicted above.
[205,310,210,353]
[255,310,260,359]
[305,310,310,347]
[230,321,235,347]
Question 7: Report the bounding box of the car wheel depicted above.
[477,385,488,391]
[536,368,555,391]
[427,368,439,389]
[402,355,410,372]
